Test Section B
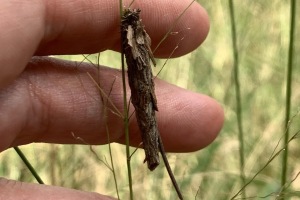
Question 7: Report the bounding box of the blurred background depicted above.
[1,0,299,199]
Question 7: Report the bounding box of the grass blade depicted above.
[119,1,134,199]
[228,0,246,198]
[14,146,44,184]
[281,0,296,198]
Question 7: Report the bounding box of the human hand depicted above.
[0,0,223,199]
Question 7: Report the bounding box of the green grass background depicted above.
[1,0,299,199]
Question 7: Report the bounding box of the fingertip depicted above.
[190,95,224,150]
[156,83,224,152]
[124,0,210,57]
[150,1,210,57]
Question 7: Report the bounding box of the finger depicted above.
[36,0,209,56]
[126,79,224,152]
[0,0,45,88]
[0,178,116,200]
[0,57,223,153]
[0,0,209,88]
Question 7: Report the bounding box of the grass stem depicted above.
[281,0,296,198]
[228,0,246,198]
[14,146,44,184]
[119,1,134,199]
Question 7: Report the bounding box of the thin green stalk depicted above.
[153,0,195,54]
[231,130,299,199]
[119,1,134,199]
[95,53,120,200]
[281,0,296,197]
[14,146,44,184]
[106,125,120,200]
[228,0,246,198]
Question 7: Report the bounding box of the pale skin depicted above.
[0,0,224,199]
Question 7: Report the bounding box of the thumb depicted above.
[0,178,116,200]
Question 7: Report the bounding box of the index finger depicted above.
[0,0,209,88]
[36,0,209,56]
